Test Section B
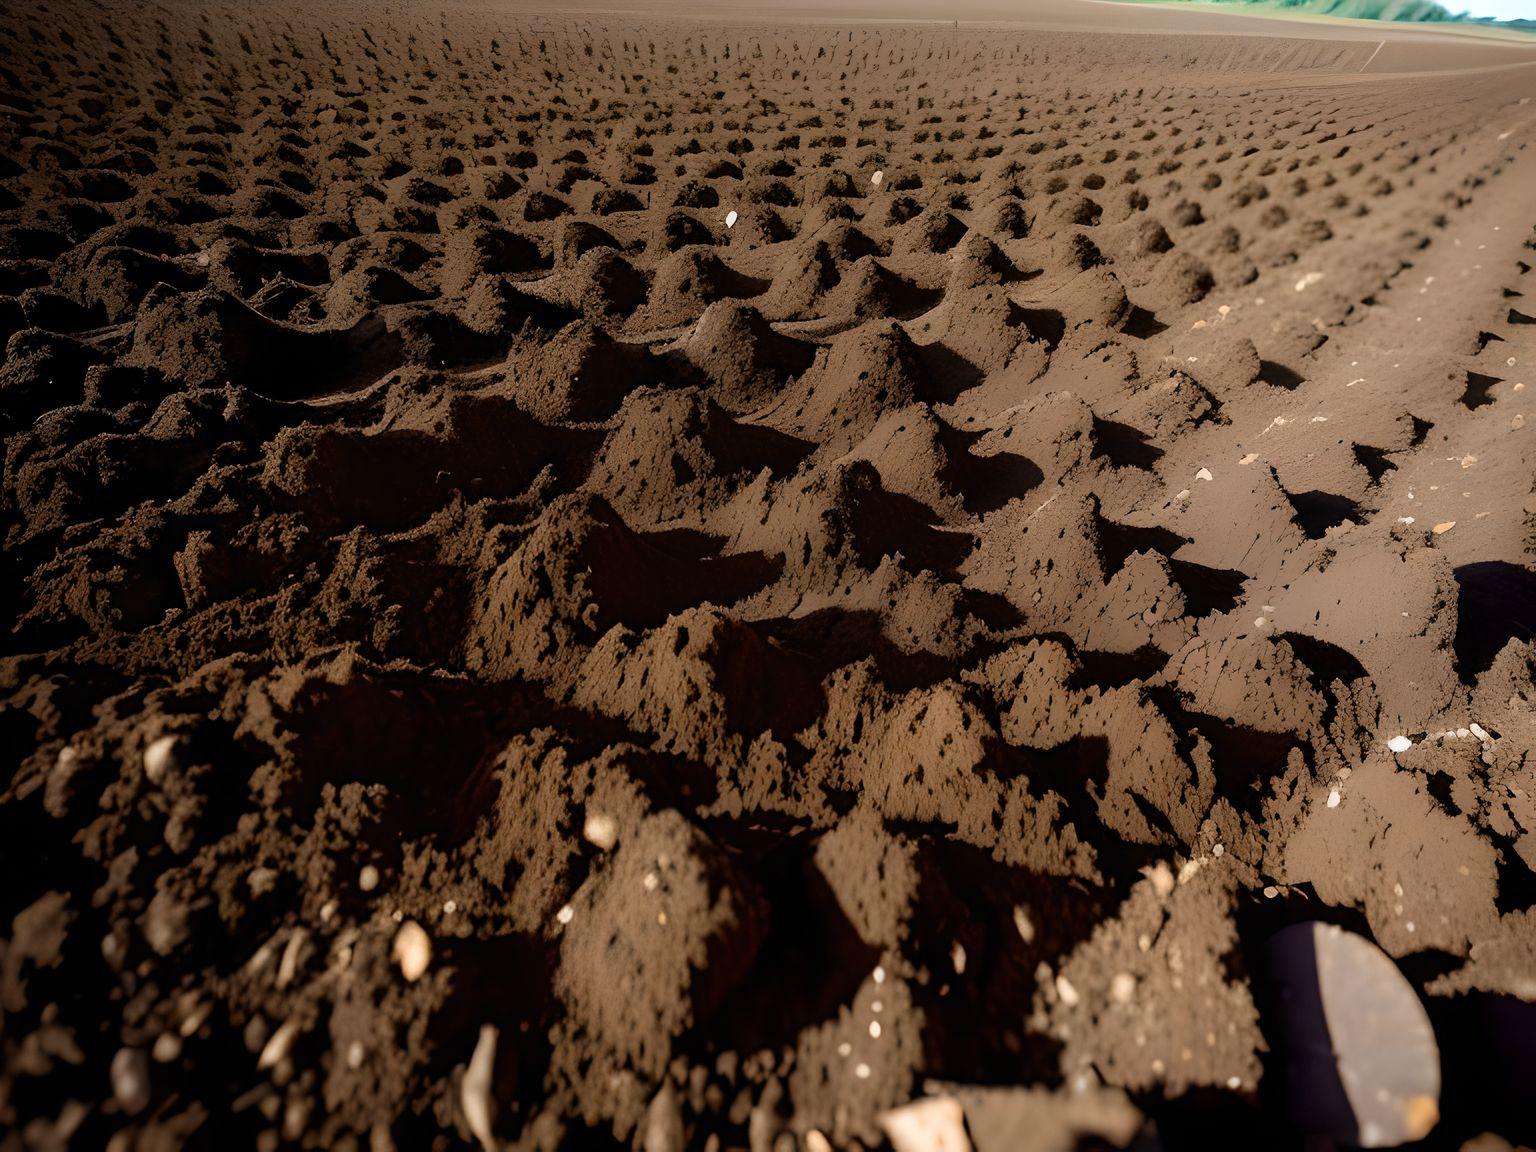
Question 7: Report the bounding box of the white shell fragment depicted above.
[880,1095,972,1152]
[393,920,432,982]
[462,1024,499,1152]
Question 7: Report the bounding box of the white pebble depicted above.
[392,920,432,982]
[724,209,738,229]
[257,1017,301,1070]
[152,1033,181,1063]
[1326,789,1341,809]
[143,734,179,785]
[583,813,618,851]
[1055,974,1081,1007]
[555,904,574,925]
[111,1048,150,1114]
[462,1024,499,1152]
[359,865,379,892]
[1110,972,1136,1004]
[1387,735,1413,754]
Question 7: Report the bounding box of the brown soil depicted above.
[1,2,1533,1150]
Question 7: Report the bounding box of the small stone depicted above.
[1387,735,1413,754]
[1326,789,1341,809]
[1055,974,1081,1008]
[880,1096,972,1152]
[257,1017,300,1071]
[152,1033,181,1063]
[1110,972,1137,1004]
[643,1080,685,1152]
[392,921,431,982]
[111,1047,150,1114]
[179,1000,211,1038]
[1195,466,1213,481]
[724,210,738,230]
[1431,521,1455,535]
[583,812,618,851]
[276,929,307,989]
[871,169,884,186]
[1144,861,1175,898]
[462,1024,499,1152]
[359,865,380,892]
[143,890,191,956]
[143,734,179,785]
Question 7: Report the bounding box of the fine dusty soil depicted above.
[1,1,1534,1149]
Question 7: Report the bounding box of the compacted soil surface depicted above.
[1,2,1533,1149]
